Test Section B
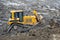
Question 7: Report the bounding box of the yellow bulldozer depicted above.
[6,10,43,33]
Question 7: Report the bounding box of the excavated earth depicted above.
[0,0,60,40]
[0,24,60,40]
[0,8,60,40]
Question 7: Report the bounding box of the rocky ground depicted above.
[0,26,60,40]
[0,0,60,40]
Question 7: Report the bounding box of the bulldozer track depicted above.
[0,22,47,35]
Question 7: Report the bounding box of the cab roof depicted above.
[10,10,23,12]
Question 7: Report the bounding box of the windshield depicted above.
[14,12,24,22]
[14,12,23,18]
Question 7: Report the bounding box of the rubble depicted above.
[0,0,60,40]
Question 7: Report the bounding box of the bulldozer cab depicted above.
[10,10,24,22]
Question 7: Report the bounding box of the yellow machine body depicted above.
[8,10,38,25]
